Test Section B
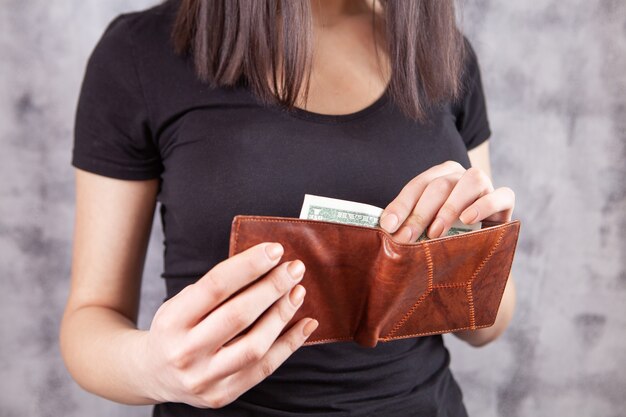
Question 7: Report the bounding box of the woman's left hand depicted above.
[379,160,515,242]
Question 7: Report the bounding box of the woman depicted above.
[60,0,516,416]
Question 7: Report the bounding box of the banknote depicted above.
[299,194,481,240]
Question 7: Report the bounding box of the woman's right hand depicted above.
[137,242,318,408]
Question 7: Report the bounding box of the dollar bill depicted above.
[299,194,383,227]
[299,194,481,240]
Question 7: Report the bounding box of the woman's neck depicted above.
[309,0,378,27]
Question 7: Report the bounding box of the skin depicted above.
[59,0,515,409]
[379,141,517,347]
[61,170,317,407]
[306,0,517,347]
[291,0,390,115]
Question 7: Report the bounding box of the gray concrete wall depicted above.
[1,1,624,416]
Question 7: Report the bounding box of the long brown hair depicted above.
[170,0,466,122]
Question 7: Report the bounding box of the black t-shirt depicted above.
[71,1,491,416]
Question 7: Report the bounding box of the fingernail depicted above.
[380,213,398,232]
[303,319,319,337]
[287,260,305,280]
[460,207,479,224]
[289,285,305,307]
[265,243,284,260]
[429,218,444,238]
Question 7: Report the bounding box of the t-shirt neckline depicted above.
[283,85,390,124]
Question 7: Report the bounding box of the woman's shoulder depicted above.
[97,0,177,54]
[459,35,483,90]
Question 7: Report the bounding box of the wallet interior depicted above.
[229,215,521,348]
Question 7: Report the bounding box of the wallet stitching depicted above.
[384,244,434,338]
[233,217,518,345]
[378,322,493,342]
[466,284,476,329]
[432,282,466,289]
[306,336,353,343]
[235,217,518,248]
[466,227,506,328]
[482,223,520,328]
[385,226,507,337]
[233,219,241,256]
[380,288,492,341]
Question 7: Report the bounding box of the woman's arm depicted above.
[60,169,318,407]
[450,140,517,347]
[59,169,160,404]
[378,140,517,348]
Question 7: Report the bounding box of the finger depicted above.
[170,242,285,328]
[210,285,306,378]
[428,167,494,238]
[189,260,305,351]
[226,318,318,398]
[379,161,465,233]
[459,186,515,224]
[393,172,463,243]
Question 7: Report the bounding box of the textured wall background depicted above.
[1,1,624,416]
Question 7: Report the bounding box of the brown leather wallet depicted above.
[228,215,521,348]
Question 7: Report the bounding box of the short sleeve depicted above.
[452,38,492,151]
[71,14,163,180]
